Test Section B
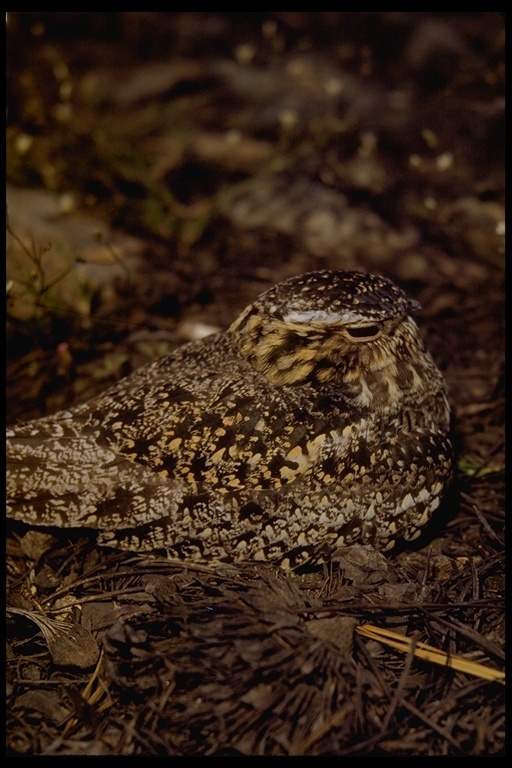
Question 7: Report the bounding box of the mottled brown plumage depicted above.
[6,270,452,568]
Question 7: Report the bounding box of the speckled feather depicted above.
[6,270,452,568]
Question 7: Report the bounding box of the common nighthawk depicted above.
[6,270,452,568]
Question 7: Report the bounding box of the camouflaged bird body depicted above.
[7,270,452,568]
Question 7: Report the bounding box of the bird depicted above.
[6,270,452,569]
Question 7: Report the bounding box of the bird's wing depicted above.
[92,367,346,495]
[6,417,188,530]
[6,334,345,532]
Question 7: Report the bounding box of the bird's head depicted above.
[230,270,444,410]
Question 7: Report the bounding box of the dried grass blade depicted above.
[356,623,505,685]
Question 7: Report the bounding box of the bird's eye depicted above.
[345,324,381,339]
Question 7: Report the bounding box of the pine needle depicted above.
[356,623,505,685]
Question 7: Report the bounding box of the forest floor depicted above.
[6,12,505,756]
